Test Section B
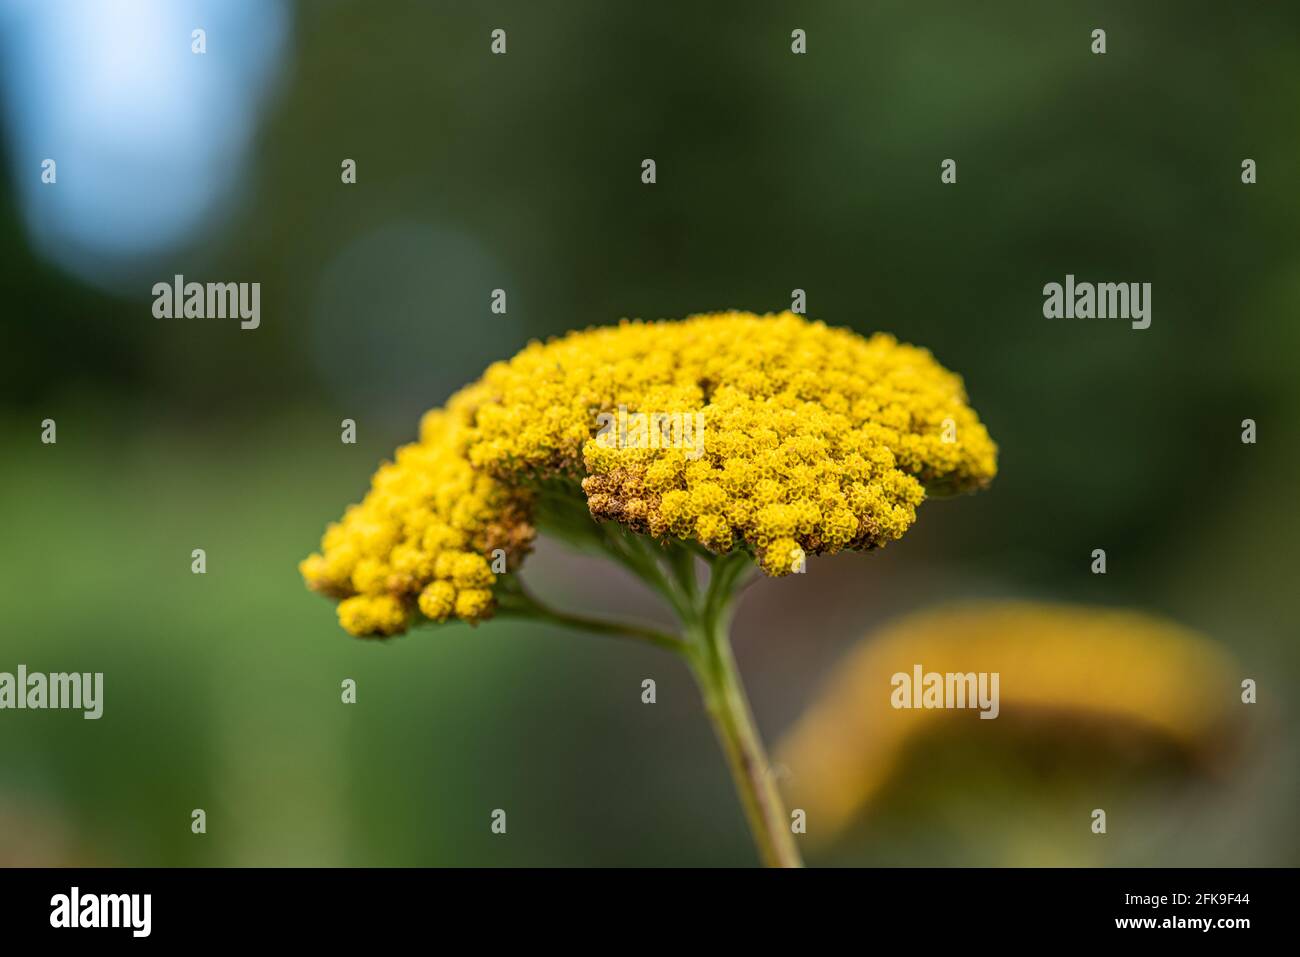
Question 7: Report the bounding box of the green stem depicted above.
[665,542,699,603]
[600,525,694,620]
[685,570,803,868]
[505,531,801,867]
[497,582,686,654]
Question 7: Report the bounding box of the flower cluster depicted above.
[303,311,997,635]
[469,312,996,574]
[299,386,535,636]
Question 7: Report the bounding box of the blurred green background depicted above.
[1,0,1296,866]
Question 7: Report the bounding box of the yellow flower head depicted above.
[303,311,997,635]
[300,385,535,636]
[471,312,996,572]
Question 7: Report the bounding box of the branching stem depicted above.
[505,528,803,867]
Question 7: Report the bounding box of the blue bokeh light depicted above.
[0,0,290,290]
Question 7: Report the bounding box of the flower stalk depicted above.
[510,533,803,867]
[683,578,803,868]
[495,578,686,654]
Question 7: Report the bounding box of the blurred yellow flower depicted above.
[776,601,1241,842]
